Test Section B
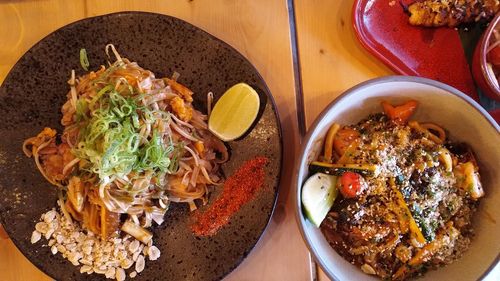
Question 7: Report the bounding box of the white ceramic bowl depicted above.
[294,76,500,281]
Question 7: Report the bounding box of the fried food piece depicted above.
[170,96,193,121]
[408,0,500,27]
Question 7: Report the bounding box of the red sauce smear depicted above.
[191,156,269,236]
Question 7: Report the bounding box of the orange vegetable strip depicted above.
[389,178,426,246]
[333,128,360,157]
[324,123,340,161]
[381,100,418,125]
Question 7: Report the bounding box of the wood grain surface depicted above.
[294,0,392,127]
[0,0,308,280]
[4,1,497,281]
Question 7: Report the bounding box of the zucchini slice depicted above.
[310,161,379,177]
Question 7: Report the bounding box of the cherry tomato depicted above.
[339,172,362,198]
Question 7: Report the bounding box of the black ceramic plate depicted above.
[0,12,282,281]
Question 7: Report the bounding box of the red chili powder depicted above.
[191,156,269,236]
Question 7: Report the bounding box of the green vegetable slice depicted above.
[80,48,90,71]
[309,161,379,177]
[301,172,338,227]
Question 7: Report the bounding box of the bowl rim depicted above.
[479,12,500,99]
[294,75,500,281]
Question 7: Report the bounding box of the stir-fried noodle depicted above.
[23,45,228,241]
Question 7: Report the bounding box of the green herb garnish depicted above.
[80,48,90,71]
[73,84,179,181]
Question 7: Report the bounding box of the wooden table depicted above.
[6,1,492,281]
[0,0,380,280]
[0,1,313,280]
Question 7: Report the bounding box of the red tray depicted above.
[352,0,479,100]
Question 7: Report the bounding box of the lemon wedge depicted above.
[208,83,260,141]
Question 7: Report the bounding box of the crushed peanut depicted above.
[31,208,161,280]
[31,230,41,244]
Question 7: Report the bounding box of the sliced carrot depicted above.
[333,128,360,156]
[382,100,418,125]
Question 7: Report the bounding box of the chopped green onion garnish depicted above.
[73,84,178,181]
[80,48,90,71]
